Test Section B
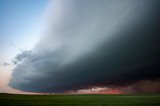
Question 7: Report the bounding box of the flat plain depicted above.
[0,93,160,106]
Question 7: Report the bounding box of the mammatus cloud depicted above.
[9,0,160,93]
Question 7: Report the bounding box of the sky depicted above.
[0,0,48,93]
[0,0,160,94]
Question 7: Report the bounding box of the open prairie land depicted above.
[0,94,160,106]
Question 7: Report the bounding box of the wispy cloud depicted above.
[0,61,10,67]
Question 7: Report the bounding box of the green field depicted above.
[0,94,160,106]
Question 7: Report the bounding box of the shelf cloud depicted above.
[9,0,160,93]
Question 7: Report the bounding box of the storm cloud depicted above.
[9,0,160,93]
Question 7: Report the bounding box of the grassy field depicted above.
[0,93,160,106]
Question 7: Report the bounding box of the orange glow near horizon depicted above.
[68,87,124,94]
[94,89,123,94]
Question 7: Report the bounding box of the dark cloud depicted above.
[116,79,160,94]
[130,80,160,93]
[9,0,160,93]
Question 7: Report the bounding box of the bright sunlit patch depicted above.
[68,87,123,94]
